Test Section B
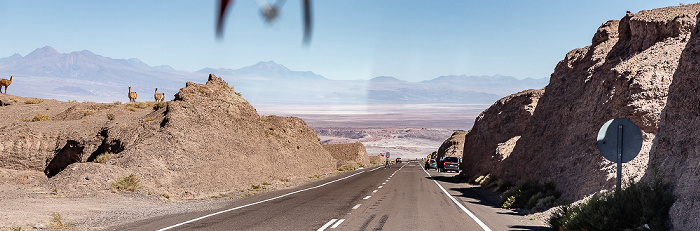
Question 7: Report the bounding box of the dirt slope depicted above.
[0,74,336,200]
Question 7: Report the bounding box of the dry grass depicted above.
[93,152,115,164]
[153,102,167,111]
[337,163,360,171]
[107,113,115,120]
[24,98,44,104]
[48,212,76,229]
[113,101,122,105]
[110,174,141,192]
[143,117,155,122]
[124,102,150,112]
[31,113,51,122]
[83,110,94,117]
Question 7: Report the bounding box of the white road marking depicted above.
[363,196,371,200]
[318,219,337,231]
[378,186,383,189]
[331,219,345,228]
[422,167,492,231]
[382,182,386,185]
[156,171,366,231]
[372,190,378,193]
[352,204,361,209]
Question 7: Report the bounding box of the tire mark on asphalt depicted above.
[373,214,389,230]
[359,214,376,231]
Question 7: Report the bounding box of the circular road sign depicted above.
[596,118,643,163]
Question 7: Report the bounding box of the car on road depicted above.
[396,158,402,164]
[425,159,437,170]
[440,156,461,172]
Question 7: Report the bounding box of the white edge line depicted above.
[318,219,337,231]
[157,171,365,231]
[422,167,492,231]
[331,219,345,229]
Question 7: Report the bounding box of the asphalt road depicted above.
[115,163,550,231]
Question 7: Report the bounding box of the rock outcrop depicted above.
[460,89,543,177]
[0,74,336,199]
[436,130,467,160]
[460,4,700,230]
[323,142,370,167]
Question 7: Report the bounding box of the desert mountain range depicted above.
[0,46,547,105]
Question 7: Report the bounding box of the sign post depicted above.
[597,118,642,191]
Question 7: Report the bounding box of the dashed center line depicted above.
[363,196,372,200]
[318,219,337,231]
[378,186,383,189]
[352,204,361,210]
[372,190,378,193]
[331,219,345,228]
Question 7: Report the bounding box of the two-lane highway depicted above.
[114,163,549,230]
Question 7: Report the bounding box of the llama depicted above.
[128,86,137,103]
[0,75,13,94]
[154,88,165,102]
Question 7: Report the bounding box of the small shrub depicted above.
[107,113,115,120]
[548,173,674,231]
[262,182,272,186]
[93,152,115,164]
[83,110,94,117]
[31,113,51,122]
[113,101,122,105]
[144,117,155,122]
[235,92,242,97]
[24,98,44,104]
[48,212,76,229]
[162,193,171,200]
[197,86,206,94]
[110,174,141,192]
[500,180,560,210]
[21,118,31,122]
[265,128,283,138]
[281,178,290,182]
[153,102,167,110]
[251,185,261,190]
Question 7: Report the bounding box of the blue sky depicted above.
[0,0,690,81]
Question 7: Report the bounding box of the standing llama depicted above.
[0,75,13,94]
[128,86,137,103]
[154,88,165,102]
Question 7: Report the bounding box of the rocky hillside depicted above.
[460,4,700,230]
[435,130,468,160]
[0,74,336,199]
[323,142,371,167]
[460,89,543,177]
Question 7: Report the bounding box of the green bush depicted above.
[548,174,674,231]
[500,180,560,210]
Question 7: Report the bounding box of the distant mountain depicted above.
[0,46,549,105]
[0,46,197,102]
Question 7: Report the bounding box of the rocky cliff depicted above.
[323,142,371,167]
[460,89,543,177]
[0,74,336,199]
[460,4,700,230]
[436,130,468,160]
